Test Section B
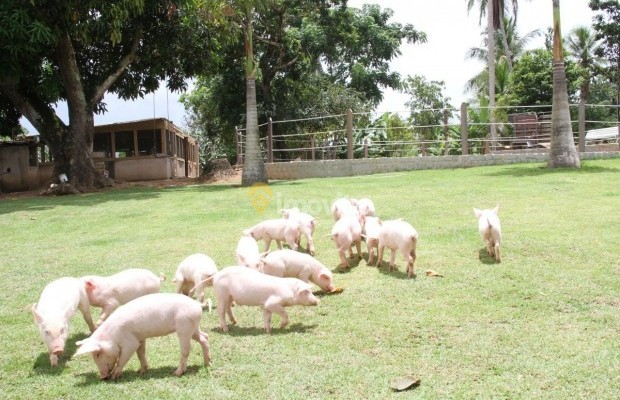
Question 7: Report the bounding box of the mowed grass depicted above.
[1,159,619,399]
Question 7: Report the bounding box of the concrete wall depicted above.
[265,151,620,180]
[114,157,171,181]
[0,145,31,192]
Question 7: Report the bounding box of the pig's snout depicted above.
[309,296,320,306]
[52,347,64,355]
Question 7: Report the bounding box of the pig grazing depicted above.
[262,249,335,292]
[474,205,502,262]
[243,219,301,252]
[173,253,218,309]
[331,198,358,221]
[377,219,419,278]
[362,216,382,265]
[356,197,376,217]
[32,277,96,367]
[73,293,210,379]
[203,266,319,334]
[82,268,162,326]
[331,213,364,268]
[236,236,264,270]
[281,207,317,255]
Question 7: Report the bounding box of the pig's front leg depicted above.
[137,340,148,375]
[174,336,192,376]
[354,240,362,259]
[389,249,397,271]
[97,301,120,326]
[49,353,59,367]
[78,299,97,333]
[109,339,140,380]
[265,298,289,331]
[377,244,385,268]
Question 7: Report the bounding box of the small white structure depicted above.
[585,126,619,144]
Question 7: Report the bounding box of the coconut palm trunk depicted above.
[548,0,580,168]
[488,0,497,152]
[241,11,268,186]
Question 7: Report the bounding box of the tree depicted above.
[0,0,219,191]
[548,0,580,168]
[590,0,620,146]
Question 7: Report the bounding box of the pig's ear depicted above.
[84,280,95,292]
[492,204,499,214]
[473,208,482,218]
[318,272,330,282]
[74,339,102,356]
[31,304,42,324]
[237,254,247,266]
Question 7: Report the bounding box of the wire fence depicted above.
[235,103,619,164]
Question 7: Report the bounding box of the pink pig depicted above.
[73,293,210,380]
[235,235,265,271]
[474,205,502,262]
[281,207,317,255]
[173,253,218,309]
[356,197,376,217]
[243,219,301,252]
[262,249,335,292]
[331,198,358,221]
[81,268,163,326]
[362,216,382,265]
[199,266,319,334]
[331,213,364,268]
[377,219,419,278]
[32,277,96,367]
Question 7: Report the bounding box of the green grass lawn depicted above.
[1,159,619,399]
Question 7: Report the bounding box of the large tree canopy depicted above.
[0,0,221,191]
[181,1,426,163]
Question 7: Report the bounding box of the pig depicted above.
[199,266,319,334]
[331,213,364,268]
[73,293,210,380]
[377,219,419,278]
[362,216,382,265]
[235,236,265,270]
[81,268,163,326]
[280,207,317,255]
[474,205,502,262]
[356,197,376,217]
[31,277,96,367]
[262,249,335,292]
[243,218,301,252]
[173,254,218,309]
[331,197,358,221]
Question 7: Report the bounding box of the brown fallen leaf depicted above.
[390,375,421,391]
[425,269,444,277]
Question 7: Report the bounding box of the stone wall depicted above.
[265,151,620,180]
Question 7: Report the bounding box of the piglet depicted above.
[235,236,265,271]
[262,249,335,292]
[173,253,218,309]
[377,219,419,278]
[243,219,301,252]
[73,293,210,380]
[331,198,358,221]
[200,266,319,334]
[82,268,163,326]
[281,207,317,255]
[356,198,376,217]
[362,216,382,265]
[331,213,364,268]
[32,277,96,367]
[474,205,502,262]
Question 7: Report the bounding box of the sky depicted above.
[22,0,595,134]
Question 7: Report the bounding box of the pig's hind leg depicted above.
[193,329,211,366]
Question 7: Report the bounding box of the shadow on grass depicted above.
[334,257,362,274]
[213,322,318,337]
[32,332,90,375]
[478,248,499,265]
[376,260,414,280]
[74,364,205,386]
[483,163,618,178]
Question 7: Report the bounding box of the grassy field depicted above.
[1,159,619,399]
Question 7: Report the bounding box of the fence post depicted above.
[363,139,369,158]
[578,101,585,152]
[346,109,353,159]
[444,109,450,155]
[421,140,427,156]
[267,117,273,163]
[311,135,316,160]
[460,103,469,155]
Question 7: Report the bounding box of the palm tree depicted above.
[548,0,580,168]
[566,26,602,108]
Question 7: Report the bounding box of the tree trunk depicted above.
[241,14,268,186]
[488,0,497,151]
[548,0,580,168]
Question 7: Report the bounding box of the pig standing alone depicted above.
[474,205,502,262]
[173,253,218,309]
[199,266,319,334]
[32,277,96,366]
[243,219,301,252]
[74,293,211,380]
[377,219,419,278]
[281,207,317,255]
[81,268,163,326]
[262,249,335,292]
